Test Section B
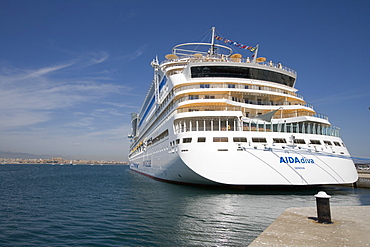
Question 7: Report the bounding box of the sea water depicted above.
[1,164,369,246]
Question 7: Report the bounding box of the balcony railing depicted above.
[176,95,311,109]
[313,113,329,121]
[174,83,302,99]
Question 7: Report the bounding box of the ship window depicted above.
[200,84,210,88]
[342,142,346,147]
[138,96,155,128]
[324,140,332,145]
[333,141,341,147]
[228,84,235,88]
[190,66,295,87]
[158,77,167,92]
[188,95,199,100]
[310,140,321,145]
[244,85,249,89]
[252,137,267,143]
[198,137,206,142]
[160,130,169,138]
[152,130,169,144]
[205,95,215,99]
[233,137,247,142]
[176,139,180,144]
[294,139,306,144]
[183,138,192,143]
[213,137,228,142]
[273,138,287,143]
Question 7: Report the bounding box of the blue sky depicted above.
[0,0,369,161]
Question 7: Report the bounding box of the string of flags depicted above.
[214,35,257,52]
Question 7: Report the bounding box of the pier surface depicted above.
[249,206,370,247]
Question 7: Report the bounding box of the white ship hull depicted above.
[130,117,357,186]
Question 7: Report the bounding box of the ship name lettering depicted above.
[279,157,314,164]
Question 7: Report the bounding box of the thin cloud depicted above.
[25,62,75,79]
[78,51,110,68]
[116,45,147,63]
[103,102,138,108]
[0,54,131,130]
[309,90,370,106]
[0,123,131,160]
[84,126,129,139]
[0,110,51,129]
[0,48,140,160]
[0,62,74,83]
[65,117,96,129]
[121,9,137,22]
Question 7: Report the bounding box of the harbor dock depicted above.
[354,171,370,188]
[248,206,370,247]
[249,172,370,246]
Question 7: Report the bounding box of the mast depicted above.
[252,44,259,63]
[151,56,161,105]
[210,27,216,55]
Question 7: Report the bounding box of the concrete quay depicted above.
[248,206,370,247]
[355,172,370,188]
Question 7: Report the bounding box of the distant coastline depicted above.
[1,157,128,165]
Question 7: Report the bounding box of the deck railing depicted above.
[161,55,297,75]
[174,83,302,99]
[174,118,340,137]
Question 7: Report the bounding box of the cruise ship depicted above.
[128,28,358,186]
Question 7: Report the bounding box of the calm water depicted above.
[1,164,369,246]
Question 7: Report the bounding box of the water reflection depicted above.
[129,170,368,246]
[1,165,367,247]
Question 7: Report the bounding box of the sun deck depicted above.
[161,54,297,76]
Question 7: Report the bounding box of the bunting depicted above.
[214,35,256,52]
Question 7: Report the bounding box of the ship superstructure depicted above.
[128,28,358,186]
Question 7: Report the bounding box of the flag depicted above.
[214,35,256,53]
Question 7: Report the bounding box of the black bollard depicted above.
[314,191,332,224]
